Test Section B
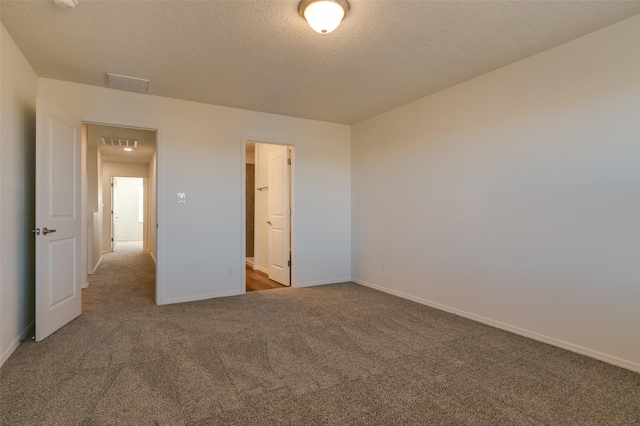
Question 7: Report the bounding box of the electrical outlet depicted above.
[227,265,233,275]
[381,261,387,273]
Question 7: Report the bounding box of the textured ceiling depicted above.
[87,124,156,164]
[2,1,640,125]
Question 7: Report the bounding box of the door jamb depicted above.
[111,176,115,252]
[241,135,296,294]
[81,120,161,304]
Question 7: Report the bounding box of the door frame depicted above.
[241,135,296,294]
[110,175,147,250]
[82,119,162,304]
[111,176,116,251]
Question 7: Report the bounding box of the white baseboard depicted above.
[91,255,104,274]
[246,258,255,268]
[159,289,242,305]
[150,252,156,264]
[353,278,640,373]
[253,265,268,274]
[0,320,34,368]
[295,278,352,288]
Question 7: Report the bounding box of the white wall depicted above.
[86,143,99,213]
[101,162,149,253]
[86,139,101,273]
[38,79,351,304]
[91,150,104,271]
[352,15,640,371]
[149,150,157,262]
[0,25,38,366]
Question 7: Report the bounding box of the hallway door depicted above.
[111,177,117,251]
[35,97,82,341]
[267,146,290,286]
[113,177,144,244]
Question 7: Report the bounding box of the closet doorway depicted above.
[245,141,294,292]
[111,176,144,251]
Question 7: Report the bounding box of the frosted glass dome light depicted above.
[299,0,350,35]
[53,0,78,8]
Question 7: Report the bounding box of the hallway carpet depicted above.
[1,247,639,424]
[83,241,156,312]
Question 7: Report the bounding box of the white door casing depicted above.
[35,97,82,341]
[267,146,290,286]
[111,177,117,251]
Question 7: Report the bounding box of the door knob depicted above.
[42,227,57,235]
[267,220,272,225]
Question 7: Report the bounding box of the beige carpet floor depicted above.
[1,243,639,424]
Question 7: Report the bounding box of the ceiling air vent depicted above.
[101,138,138,148]
[106,72,149,93]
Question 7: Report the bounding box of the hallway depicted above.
[84,241,156,312]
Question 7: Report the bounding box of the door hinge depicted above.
[287,158,291,165]
[111,238,114,242]
[287,260,291,267]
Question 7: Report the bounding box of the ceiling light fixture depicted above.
[299,0,349,35]
[53,0,78,9]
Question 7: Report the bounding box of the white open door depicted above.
[267,146,290,286]
[35,97,82,342]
